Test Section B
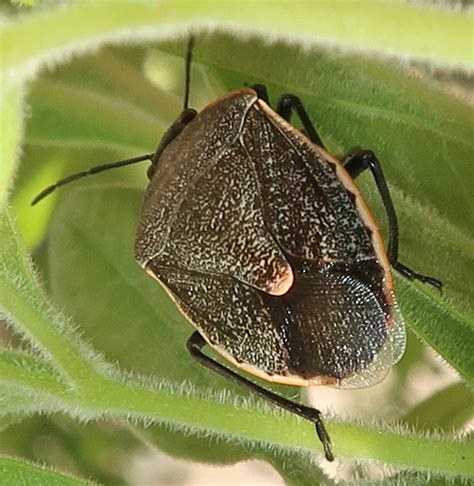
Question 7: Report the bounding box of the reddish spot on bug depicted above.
[268,264,294,296]
[32,38,442,462]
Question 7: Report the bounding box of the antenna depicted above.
[183,36,195,110]
[32,39,196,206]
[31,153,153,206]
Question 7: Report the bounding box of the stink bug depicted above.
[32,38,442,461]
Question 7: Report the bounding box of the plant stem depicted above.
[0,210,107,386]
[0,349,471,476]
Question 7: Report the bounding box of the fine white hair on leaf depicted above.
[3,6,472,88]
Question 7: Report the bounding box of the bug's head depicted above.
[147,107,197,180]
[31,37,196,205]
[146,37,197,180]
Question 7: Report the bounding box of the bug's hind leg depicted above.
[277,94,325,148]
[344,149,442,290]
[186,331,334,461]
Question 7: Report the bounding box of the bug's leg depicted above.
[344,149,442,290]
[276,94,325,148]
[249,83,270,105]
[186,331,334,461]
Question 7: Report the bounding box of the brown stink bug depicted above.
[32,38,442,461]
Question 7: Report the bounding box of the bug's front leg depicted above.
[249,83,270,105]
[276,94,325,148]
[186,331,334,461]
[344,149,442,290]
[250,85,325,148]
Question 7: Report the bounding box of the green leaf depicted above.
[0,207,113,385]
[0,349,66,398]
[0,456,90,486]
[1,1,471,74]
[0,415,141,486]
[359,470,473,486]
[0,83,24,211]
[27,78,165,154]
[396,277,474,385]
[11,155,63,250]
[401,382,474,432]
[46,48,182,121]
[0,384,45,425]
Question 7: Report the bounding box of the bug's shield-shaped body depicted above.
[135,88,405,388]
